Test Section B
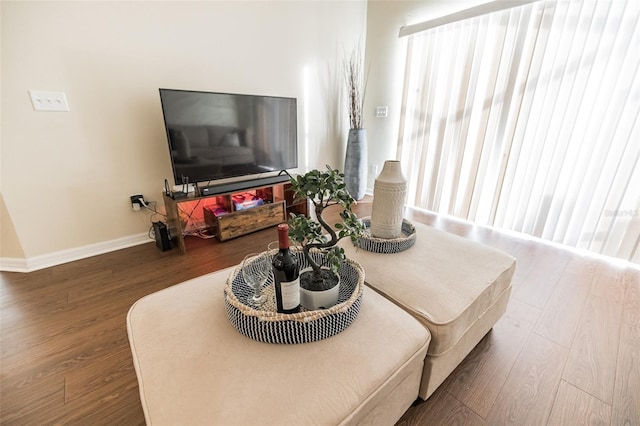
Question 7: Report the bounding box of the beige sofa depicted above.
[168,124,255,165]
[127,267,431,425]
[127,222,515,424]
[340,220,516,399]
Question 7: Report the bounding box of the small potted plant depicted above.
[288,166,365,310]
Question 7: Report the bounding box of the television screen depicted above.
[159,89,298,185]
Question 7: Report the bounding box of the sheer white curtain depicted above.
[398,0,640,263]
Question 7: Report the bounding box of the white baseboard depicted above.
[0,257,29,273]
[0,232,151,273]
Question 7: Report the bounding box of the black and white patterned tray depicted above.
[357,217,417,253]
[224,249,364,344]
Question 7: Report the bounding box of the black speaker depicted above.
[200,174,290,196]
[153,221,172,252]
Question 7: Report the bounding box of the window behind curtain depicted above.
[398,0,640,263]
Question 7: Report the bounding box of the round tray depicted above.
[357,217,417,253]
[224,249,364,344]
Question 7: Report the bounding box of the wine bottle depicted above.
[272,223,300,314]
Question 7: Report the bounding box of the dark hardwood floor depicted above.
[1,199,639,425]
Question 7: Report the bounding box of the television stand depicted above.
[163,178,307,254]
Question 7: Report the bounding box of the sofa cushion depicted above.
[221,131,241,147]
[169,125,209,148]
[127,267,431,425]
[168,129,191,160]
[207,125,238,145]
[339,221,515,356]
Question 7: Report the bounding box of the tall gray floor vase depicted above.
[344,129,368,200]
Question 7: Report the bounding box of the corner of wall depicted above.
[0,193,26,260]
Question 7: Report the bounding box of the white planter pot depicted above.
[299,267,340,310]
[371,160,408,239]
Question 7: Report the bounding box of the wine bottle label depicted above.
[280,278,300,310]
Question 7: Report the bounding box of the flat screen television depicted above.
[159,88,298,186]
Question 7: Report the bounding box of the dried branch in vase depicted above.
[344,43,369,130]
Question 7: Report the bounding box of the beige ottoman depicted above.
[127,267,431,425]
[340,221,515,399]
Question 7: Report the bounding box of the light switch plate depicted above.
[29,91,70,112]
[376,106,388,118]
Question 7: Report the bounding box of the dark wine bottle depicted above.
[272,223,300,314]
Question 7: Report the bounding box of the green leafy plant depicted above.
[288,166,364,284]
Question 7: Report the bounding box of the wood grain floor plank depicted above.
[43,374,144,425]
[504,297,542,327]
[0,291,69,335]
[623,271,640,327]
[612,323,640,425]
[64,347,136,403]
[443,312,533,418]
[547,380,612,425]
[507,244,546,289]
[0,268,52,297]
[590,264,631,304]
[1,298,129,363]
[513,248,571,309]
[1,314,129,379]
[485,333,569,426]
[396,388,485,426]
[562,295,623,404]
[0,373,65,425]
[534,258,595,347]
[0,270,91,309]
[1,204,638,425]
[1,266,181,363]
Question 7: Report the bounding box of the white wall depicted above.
[1,0,493,269]
[0,1,367,266]
[363,0,490,190]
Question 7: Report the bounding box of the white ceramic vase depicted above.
[370,160,407,239]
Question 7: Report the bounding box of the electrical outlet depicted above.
[130,194,145,211]
[375,106,388,118]
[29,90,70,112]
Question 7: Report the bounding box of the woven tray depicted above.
[357,217,417,253]
[224,249,364,344]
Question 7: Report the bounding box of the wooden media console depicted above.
[163,180,307,254]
